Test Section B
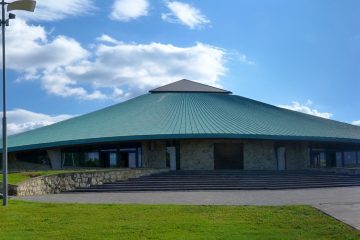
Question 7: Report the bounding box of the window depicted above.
[62,151,100,167]
[63,152,79,167]
[16,151,50,166]
[84,152,100,167]
[310,151,336,168]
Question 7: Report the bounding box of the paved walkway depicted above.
[16,186,360,230]
[316,202,360,230]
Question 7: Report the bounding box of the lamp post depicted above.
[1,0,36,206]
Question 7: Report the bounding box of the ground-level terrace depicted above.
[8,139,360,171]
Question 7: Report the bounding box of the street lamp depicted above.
[1,0,36,206]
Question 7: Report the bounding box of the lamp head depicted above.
[7,0,36,12]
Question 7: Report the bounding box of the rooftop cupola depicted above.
[149,79,232,94]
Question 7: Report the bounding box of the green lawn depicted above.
[0,171,78,185]
[0,201,358,240]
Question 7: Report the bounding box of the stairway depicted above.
[72,170,360,192]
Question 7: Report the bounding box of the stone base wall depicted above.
[285,142,310,170]
[186,139,279,170]
[180,140,214,170]
[142,141,166,168]
[176,139,310,170]
[15,169,167,197]
[244,141,277,170]
[140,139,311,171]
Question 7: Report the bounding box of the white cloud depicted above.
[279,100,333,119]
[7,20,88,71]
[60,38,226,100]
[40,71,108,100]
[162,1,210,29]
[1,109,74,135]
[14,0,96,22]
[110,0,149,21]
[96,34,122,44]
[5,19,103,100]
[351,120,360,126]
[6,19,226,101]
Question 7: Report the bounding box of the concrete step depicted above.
[89,181,360,189]
[71,170,360,193]
[130,176,360,181]
[138,175,360,179]
[101,178,360,185]
[110,177,360,182]
[137,173,355,176]
[93,184,360,191]
[126,179,360,183]
[73,183,360,192]
[148,171,340,176]
[102,181,360,187]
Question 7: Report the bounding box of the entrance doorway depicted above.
[119,151,129,168]
[100,148,137,168]
[100,150,118,168]
[119,149,137,168]
[326,152,337,167]
[214,143,244,169]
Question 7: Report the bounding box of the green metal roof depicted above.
[5,83,360,152]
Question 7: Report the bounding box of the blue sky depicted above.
[3,0,360,134]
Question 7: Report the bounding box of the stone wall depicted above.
[141,139,310,171]
[179,139,280,170]
[15,169,166,197]
[142,141,167,168]
[243,141,310,170]
[285,142,310,170]
[244,140,277,170]
[180,140,214,170]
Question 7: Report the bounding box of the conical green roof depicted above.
[5,80,360,152]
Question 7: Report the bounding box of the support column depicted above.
[47,149,62,170]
